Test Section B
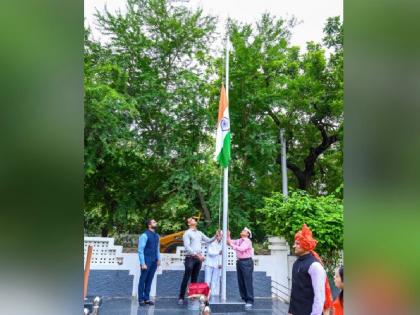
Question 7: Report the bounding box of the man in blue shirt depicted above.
[138,219,160,306]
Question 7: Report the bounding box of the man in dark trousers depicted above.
[227,227,254,310]
[288,224,332,315]
[138,219,160,306]
[178,217,218,305]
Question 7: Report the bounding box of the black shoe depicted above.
[138,300,145,306]
[144,300,155,305]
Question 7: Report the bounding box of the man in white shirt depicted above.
[288,224,332,315]
[204,233,222,296]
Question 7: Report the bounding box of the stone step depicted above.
[156,270,271,298]
[209,296,245,313]
[88,270,133,297]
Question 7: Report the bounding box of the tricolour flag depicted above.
[215,85,231,168]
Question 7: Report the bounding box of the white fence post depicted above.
[266,236,292,302]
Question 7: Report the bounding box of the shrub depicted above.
[257,189,343,273]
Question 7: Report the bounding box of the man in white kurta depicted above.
[204,234,222,296]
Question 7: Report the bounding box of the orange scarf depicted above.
[332,297,343,315]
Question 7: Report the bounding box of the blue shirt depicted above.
[138,232,161,265]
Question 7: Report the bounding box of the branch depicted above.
[304,117,339,171]
[286,160,303,179]
[284,117,340,189]
[190,179,211,225]
[266,108,281,128]
[197,189,211,224]
[310,116,328,143]
[287,161,300,172]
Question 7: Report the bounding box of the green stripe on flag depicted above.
[217,132,231,168]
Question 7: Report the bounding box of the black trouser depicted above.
[236,258,254,303]
[179,256,202,299]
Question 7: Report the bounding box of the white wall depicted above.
[84,236,293,299]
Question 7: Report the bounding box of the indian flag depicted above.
[215,85,231,168]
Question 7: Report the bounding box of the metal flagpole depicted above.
[221,35,229,302]
[280,129,288,197]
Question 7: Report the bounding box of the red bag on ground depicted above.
[188,282,210,297]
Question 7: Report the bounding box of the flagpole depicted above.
[221,35,229,302]
[280,129,288,197]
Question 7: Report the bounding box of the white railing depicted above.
[84,237,123,266]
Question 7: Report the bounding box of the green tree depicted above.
[85,0,220,236]
[283,16,343,194]
[85,27,142,236]
[206,15,343,239]
[257,189,343,272]
[215,15,343,197]
[84,0,344,241]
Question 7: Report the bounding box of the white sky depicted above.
[84,0,342,50]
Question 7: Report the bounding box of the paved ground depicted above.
[99,297,289,315]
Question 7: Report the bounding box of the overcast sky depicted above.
[85,0,342,50]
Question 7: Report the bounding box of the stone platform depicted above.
[99,297,289,315]
[208,296,245,312]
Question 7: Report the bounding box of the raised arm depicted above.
[200,231,216,244]
[230,238,251,253]
[227,232,238,246]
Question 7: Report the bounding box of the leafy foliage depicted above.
[219,15,343,196]
[257,189,343,271]
[84,0,343,243]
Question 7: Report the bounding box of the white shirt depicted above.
[205,240,222,268]
[183,228,215,255]
[308,261,327,315]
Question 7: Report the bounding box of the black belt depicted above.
[185,255,201,258]
[237,257,252,261]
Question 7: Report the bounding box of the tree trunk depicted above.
[197,189,211,226]
[274,118,338,191]
[99,170,118,237]
[101,226,109,237]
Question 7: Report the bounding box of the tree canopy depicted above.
[84,0,343,247]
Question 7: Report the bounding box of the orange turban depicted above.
[294,223,318,251]
[294,224,333,311]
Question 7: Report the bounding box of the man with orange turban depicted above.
[288,224,333,315]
